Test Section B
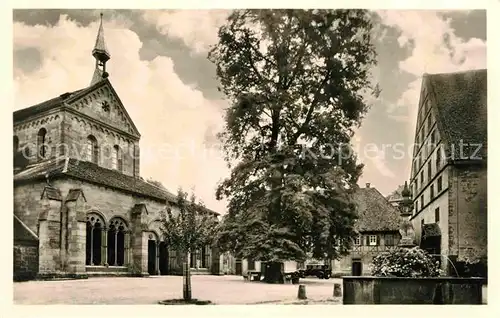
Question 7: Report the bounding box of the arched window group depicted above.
[86,135,99,163]
[85,214,104,266]
[85,213,129,267]
[108,218,128,266]
[190,245,212,269]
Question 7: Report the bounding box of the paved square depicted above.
[14,275,343,305]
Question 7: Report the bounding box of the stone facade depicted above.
[14,215,39,281]
[408,70,487,277]
[447,165,487,266]
[331,232,401,276]
[12,17,222,280]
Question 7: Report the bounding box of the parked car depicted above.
[299,264,331,279]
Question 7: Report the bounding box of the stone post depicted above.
[65,189,87,276]
[155,241,160,275]
[297,284,307,300]
[113,230,118,266]
[333,283,342,297]
[131,204,149,276]
[37,187,63,277]
[124,231,130,266]
[101,227,108,266]
[211,246,221,275]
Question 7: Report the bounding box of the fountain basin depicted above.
[342,276,485,304]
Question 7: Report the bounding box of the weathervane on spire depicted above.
[90,12,111,86]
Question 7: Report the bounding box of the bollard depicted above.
[333,283,342,297]
[297,284,307,300]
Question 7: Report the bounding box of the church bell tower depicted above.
[90,13,111,86]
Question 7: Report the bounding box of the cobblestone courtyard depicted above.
[14,275,342,305]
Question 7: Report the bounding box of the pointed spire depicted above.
[90,67,103,86]
[92,12,110,61]
[90,12,111,86]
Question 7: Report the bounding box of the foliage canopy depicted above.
[208,9,380,262]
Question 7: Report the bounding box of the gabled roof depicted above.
[14,157,219,216]
[425,69,487,161]
[13,79,141,138]
[353,186,402,232]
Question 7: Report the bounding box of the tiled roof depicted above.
[14,214,38,242]
[14,157,219,216]
[353,187,402,232]
[13,86,91,122]
[66,189,86,202]
[41,186,62,201]
[426,69,487,161]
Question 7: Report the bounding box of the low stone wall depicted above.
[13,242,39,281]
[343,276,485,304]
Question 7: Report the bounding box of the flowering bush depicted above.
[371,247,441,277]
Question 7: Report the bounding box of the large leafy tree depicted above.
[208,9,380,263]
[159,189,219,301]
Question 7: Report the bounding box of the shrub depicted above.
[371,247,441,277]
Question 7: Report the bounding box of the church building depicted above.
[13,15,222,281]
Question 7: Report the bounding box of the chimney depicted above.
[365,183,370,188]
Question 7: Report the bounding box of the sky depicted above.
[12,9,487,213]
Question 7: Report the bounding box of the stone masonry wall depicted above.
[14,181,52,234]
[54,178,174,274]
[53,179,166,228]
[448,165,487,263]
[14,112,63,165]
[63,111,138,176]
[14,177,219,276]
[13,243,39,281]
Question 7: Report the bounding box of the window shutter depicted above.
[365,235,369,246]
[376,235,380,246]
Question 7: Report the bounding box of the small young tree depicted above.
[371,247,441,278]
[159,188,219,301]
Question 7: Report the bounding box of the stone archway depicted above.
[147,231,160,275]
[147,220,166,275]
[86,212,106,266]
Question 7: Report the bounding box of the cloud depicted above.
[13,14,229,213]
[142,10,231,54]
[377,10,486,131]
[352,133,395,185]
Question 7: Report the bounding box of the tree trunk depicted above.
[183,251,192,301]
[264,261,284,284]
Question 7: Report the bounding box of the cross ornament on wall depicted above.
[101,100,110,112]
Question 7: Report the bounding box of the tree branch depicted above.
[290,70,332,144]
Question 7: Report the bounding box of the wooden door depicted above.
[352,260,362,276]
